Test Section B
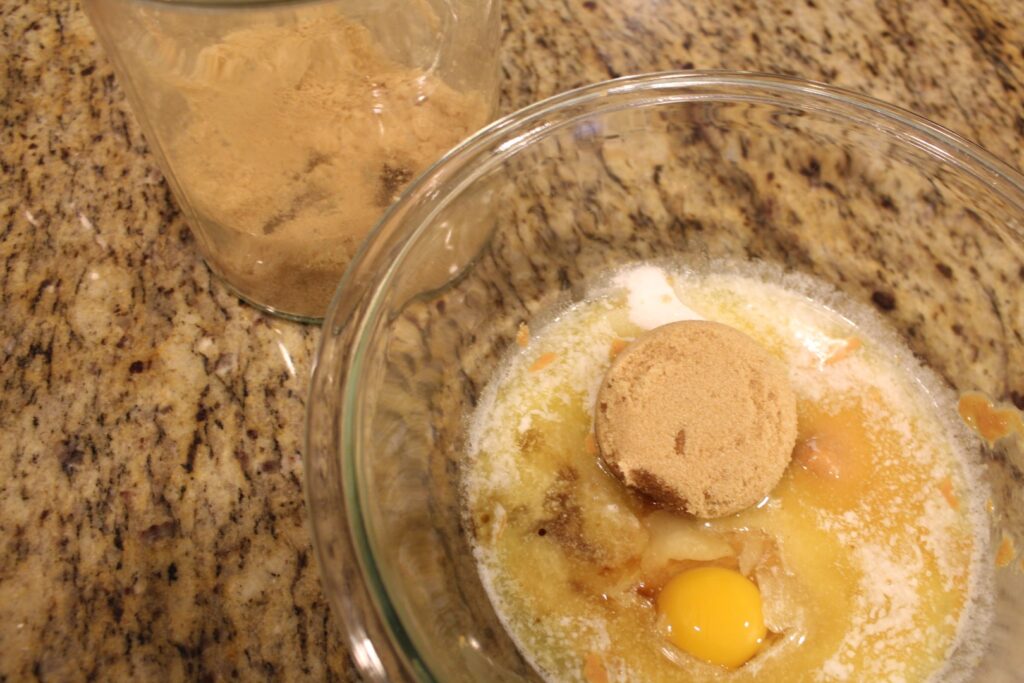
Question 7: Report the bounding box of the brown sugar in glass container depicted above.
[83,0,500,321]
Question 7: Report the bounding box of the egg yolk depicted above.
[656,566,766,669]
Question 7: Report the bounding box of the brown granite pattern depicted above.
[1,0,1023,680]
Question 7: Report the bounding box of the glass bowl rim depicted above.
[96,0,335,11]
[304,70,1024,683]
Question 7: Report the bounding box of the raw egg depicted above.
[656,566,766,669]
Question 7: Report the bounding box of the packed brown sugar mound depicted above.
[595,321,797,518]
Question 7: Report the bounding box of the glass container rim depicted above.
[305,70,1024,683]
[109,0,352,11]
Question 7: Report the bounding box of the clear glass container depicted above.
[306,73,1024,681]
[82,0,500,321]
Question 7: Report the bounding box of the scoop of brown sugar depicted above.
[595,321,797,518]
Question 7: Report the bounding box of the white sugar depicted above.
[855,542,922,638]
[613,264,703,329]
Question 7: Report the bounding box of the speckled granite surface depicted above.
[1,0,1023,680]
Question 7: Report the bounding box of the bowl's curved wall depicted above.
[307,73,1024,682]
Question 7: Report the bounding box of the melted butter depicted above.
[791,402,874,505]
[465,265,991,682]
[958,392,1024,445]
[995,536,1016,569]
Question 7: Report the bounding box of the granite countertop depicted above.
[2,0,1023,679]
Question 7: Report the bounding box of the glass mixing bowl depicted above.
[305,72,1024,682]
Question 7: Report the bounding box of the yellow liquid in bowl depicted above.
[464,263,992,682]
